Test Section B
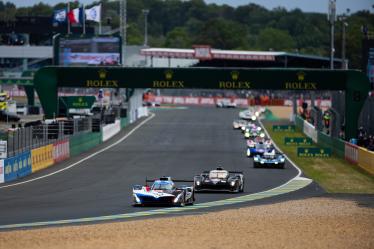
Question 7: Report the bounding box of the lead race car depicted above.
[194,167,244,192]
[132,177,195,206]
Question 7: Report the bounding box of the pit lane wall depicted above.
[295,115,374,175]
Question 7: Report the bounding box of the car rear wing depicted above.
[201,171,243,174]
[145,177,194,185]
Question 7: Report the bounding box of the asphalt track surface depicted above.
[0,107,299,226]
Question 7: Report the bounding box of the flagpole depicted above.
[67,2,70,34]
[82,4,86,35]
[99,4,102,35]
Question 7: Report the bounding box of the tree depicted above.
[195,18,248,49]
[165,27,192,48]
[256,28,295,51]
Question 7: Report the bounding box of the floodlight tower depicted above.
[328,0,337,69]
[120,0,127,66]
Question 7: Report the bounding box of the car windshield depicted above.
[152,181,174,190]
[256,143,265,149]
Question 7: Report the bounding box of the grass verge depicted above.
[263,121,374,194]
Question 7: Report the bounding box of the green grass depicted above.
[263,121,374,194]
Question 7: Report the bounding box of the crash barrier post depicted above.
[31,144,54,173]
[69,131,102,157]
[303,120,318,143]
[357,147,374,175]
[53,139,70,163]
[344,142,358,164]
[3,150,32,182]
[102,120,121,142]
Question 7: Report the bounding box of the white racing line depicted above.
[0,112,313,230]
[0,113,156,190]
[258,118,307,180]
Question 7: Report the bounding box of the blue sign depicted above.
[4,151,32,182]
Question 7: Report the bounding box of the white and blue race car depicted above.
[253,150,286,169]
[246,138,274,157]
[132,177,195,206]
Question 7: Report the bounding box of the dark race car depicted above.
[194,167,244,193]
[132,177,194,206]
[253,150,286,169]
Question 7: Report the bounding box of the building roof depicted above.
[140,47,341,63]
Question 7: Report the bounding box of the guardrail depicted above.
[0,107,146,184]
[295,115,374,175]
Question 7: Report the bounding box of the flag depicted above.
[53,8,67,23]
[68,7,83,24]
[85,4,101,23]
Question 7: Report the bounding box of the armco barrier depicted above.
[31,144,54,173]
[303,121,318,143]
[317,131,345,157]
[4,151,32,182]
[102,120,121,142]
[295,115,304,131]
[344,142,359,164]
[357,147,374,175]
[0,160,4,183]
[69,131,102,157]
[53,139,70,163]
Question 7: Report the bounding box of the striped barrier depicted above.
[31,144,54,173]
[344,142,359,164]
[357,147,374,175]
[53,139,70,163]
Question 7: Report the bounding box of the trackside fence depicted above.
[294,115,373,175]
[0,115,138,184]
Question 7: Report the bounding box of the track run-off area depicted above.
[0,107,312,229]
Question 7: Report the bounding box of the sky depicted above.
[4,0,373,14]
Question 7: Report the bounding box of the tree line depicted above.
[0,0,373,69]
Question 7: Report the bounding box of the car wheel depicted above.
[279,163,285,169]
[253,162,258,168]
[239,180,244,192]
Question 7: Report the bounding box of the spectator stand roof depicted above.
[140,47,343,69]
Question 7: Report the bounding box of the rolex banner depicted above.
[297,147,331,157]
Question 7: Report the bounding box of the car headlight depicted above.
[251,116,256,121]
[254,157,259,161]
[255,111,259,116]
[257,127,262,131]
[196,181,201,186]
[280,158,285,162]
[133,194,141,203]
[260,133,265,138]
[230,181,236,186]
[275,162,278,164]
[241,126,245,131]
[260,160,265,164]
[247,150,250,156]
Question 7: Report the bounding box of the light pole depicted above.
[328,0,336,69]
[142,9,149,47]
[339,9,350,69]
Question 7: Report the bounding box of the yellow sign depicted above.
[86,69,119,88]
[218,71,251,89]
[284,71,318,90]
[152,70,185,88]
[31,144,54,173]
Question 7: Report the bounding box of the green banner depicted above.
[284,137,312,145]
[272,125,295,132]
[297,147,331,157]
[59,96,96,109]
[0,78,33,85]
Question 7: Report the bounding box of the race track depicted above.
[0,107,299,226]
